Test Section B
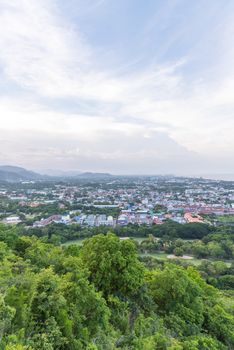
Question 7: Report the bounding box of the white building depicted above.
[4,216,21,224]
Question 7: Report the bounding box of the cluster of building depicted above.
[33,214,115,228]
[32,210,205,228]
[1,176,234,227]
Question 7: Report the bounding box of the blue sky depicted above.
[0,0,234,176]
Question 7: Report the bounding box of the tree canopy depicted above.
[0,224,233,349]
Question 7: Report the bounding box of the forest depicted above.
[0,223,234,349]
[17,221,214,243]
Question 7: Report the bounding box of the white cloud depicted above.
[0,0,233,174]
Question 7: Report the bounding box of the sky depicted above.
[0,0,234,176]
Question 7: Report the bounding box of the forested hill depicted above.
[0,166,45,182]
[0,224,233,349]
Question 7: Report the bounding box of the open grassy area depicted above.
[218,215,234,222]
[62,239,202,266]
[62,238,86,246]
[62,236,148,246]
[139,252,202,265]
[128,236,147,243]
[140,252,232,267]
[62,237,232,267]
[140,252,168,259]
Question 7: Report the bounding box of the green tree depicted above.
[0,294,15,343]
[147,265,205,336]
[174,247,184,256]
[80,233,144,297]
[205,304,234,348]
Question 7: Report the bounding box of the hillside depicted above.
[0,227,233,350]
[0,165,113,182]
[0,165,45,182]
[76,172,112,179]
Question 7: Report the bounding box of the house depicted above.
[4,216,21,224]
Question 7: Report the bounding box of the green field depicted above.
[140,252,232,267]
[139,252,201,265]
[62,238,86,246]
[140,252,168,259]
[62,236,147,246]
[62,237,231,267]
[218,215,234,222]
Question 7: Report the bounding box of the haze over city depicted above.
[0,0,234,178]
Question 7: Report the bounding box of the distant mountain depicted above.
[42,169,82,177]
[76,172,112,179]
[0,166,113,182]
[0,165,45,182]
[39,169,112,179]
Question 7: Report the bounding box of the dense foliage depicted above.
[138,228,234,260]
[0,224,233,349]
[17,221,215,243]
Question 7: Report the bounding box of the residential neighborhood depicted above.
[1,176,233,229]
